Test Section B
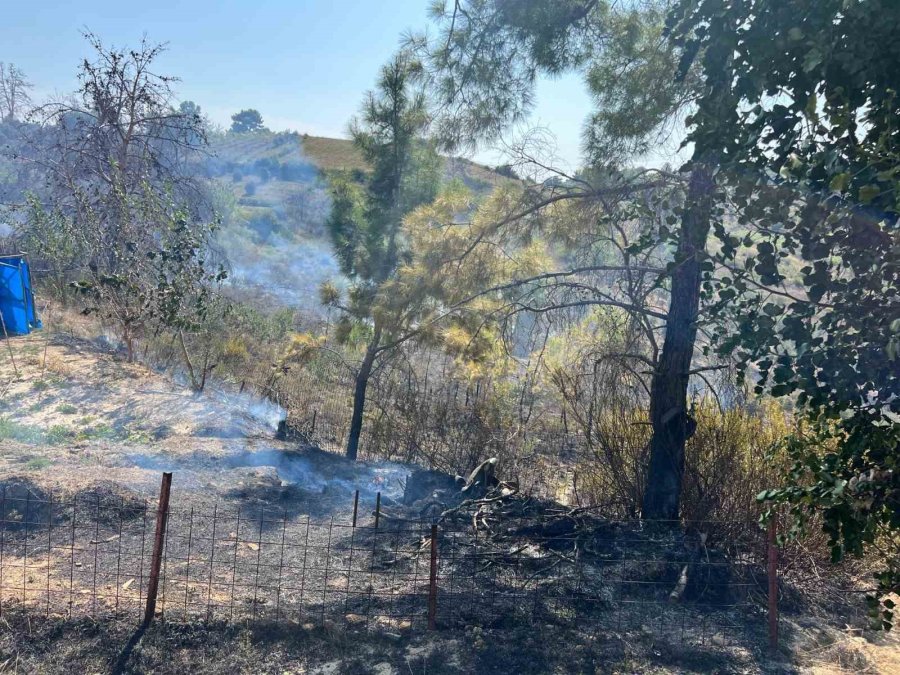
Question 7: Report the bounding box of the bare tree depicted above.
[0,63,32,122]
[24,32,209,274]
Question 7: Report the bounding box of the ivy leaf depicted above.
[829,172,851,193]
[858,185,881,204]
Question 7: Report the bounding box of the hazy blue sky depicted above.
[2,0,595,169]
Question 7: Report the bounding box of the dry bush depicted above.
[680,402,788,524]
[569,406,651,518]
[42,353,78,378]
[571,401,790,525]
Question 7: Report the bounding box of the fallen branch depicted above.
[438,484,519,523]
[669,565,689,603]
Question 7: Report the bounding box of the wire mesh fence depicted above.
[0,487,152,622]
[0,478,781,648]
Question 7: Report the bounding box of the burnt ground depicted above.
[1,329,898,673]
[1,607,897,674]
[0,610,785,674]
[0,330,410,511]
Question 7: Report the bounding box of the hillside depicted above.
[208,130,511,190]
[301,134,512,189]
[202,131,512,314]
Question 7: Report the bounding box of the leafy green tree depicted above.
[669,0,900,626]
[25,33,208,277]
[19,195,87,299]
[323,53,440,460]
[70,185,223,363]
[230,109,265,134]
[19,34,216,368]
[152,208,228,390]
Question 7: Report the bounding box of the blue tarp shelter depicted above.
[0,254,41,336]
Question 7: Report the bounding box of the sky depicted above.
[1,0,595,170]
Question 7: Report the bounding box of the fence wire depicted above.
[0,483,780,648]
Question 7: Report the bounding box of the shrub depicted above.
[569,401,792,525]
[0,417,43,443]
[25,457,52,470]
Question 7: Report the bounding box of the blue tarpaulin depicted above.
[0,254,41,336]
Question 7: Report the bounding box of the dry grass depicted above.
[300,135,367,172]
[792,622,900,674]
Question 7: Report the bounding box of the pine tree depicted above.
[324,53,440,460]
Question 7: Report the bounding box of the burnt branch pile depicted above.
[378,464,770,642]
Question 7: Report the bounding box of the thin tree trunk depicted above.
[346,324,383,460]
[199,348,212,392]
[177,329,199,390]
[124,327,135,363]
[642,164,714,521]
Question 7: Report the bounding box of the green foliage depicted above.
[230,109,266,134]
[74,422,116,442]
[414,0,693,160]
[324,52,440,339]
[0,417,43,443]
[321,52,442,458]
[67,184,225,361]
[19,195,86,296]
[414,0,603,151]
[45,424,73,444]
[670,0,900,626]
[582,2,696,163]
[30,379,51,392]
[151,210,227,333]
[0,417,77,445]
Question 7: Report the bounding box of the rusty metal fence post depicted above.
[352,490,359,527]
[144,472,172,627]
[428,522,438,630]
[374,491,381,529]
[767,516,779,651]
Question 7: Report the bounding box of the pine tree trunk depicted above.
[345,325,382,461]
[642,165,714,521]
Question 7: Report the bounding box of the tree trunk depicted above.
[642,164,714,521]
[178,330,199,390]
[345,325,382,460]
[124,329,135,363]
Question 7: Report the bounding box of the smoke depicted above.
[204,130,342,316]
[204,382,286,433]
[226,234,343,313]
[224,448,409,501]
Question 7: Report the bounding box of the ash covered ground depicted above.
[0,332,411,517]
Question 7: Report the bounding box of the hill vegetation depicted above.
[195,127,513,314]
